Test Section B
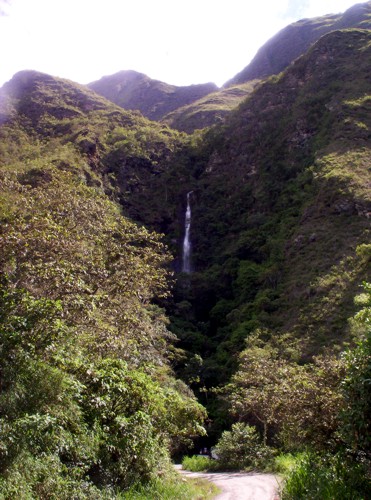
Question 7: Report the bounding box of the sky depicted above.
[0,0,362,88]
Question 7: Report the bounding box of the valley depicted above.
[0,3,370,498]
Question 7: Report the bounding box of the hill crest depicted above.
[88,70,218,121]
[225,1,371,86]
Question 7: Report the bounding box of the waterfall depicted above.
[182,191,193,273]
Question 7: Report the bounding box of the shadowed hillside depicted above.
[226,1,371,85]
[161,29,371,388]
[88,70,217,121]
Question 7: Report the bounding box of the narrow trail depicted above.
[175,465,281,500]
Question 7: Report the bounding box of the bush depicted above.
[0,452,101,499]
[340,281,371,456]
[272,452,306,475]
[214,422,272,470]
[281,452,371,500]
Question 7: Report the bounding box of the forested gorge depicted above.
[0,27,370,499]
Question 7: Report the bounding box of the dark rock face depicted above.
[88,70,218,121]
[225,1,371,86]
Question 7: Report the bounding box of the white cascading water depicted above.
[182,191,193,273]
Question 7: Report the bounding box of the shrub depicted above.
[272,452,306,475]
[281,452,371,500]
[340,281,371,456]
[0,452,101,500]
[214,422,272,470]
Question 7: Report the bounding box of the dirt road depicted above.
[176,466,281,500]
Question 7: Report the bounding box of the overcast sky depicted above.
[0,0,361,88]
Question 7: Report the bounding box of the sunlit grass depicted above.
[272,452,306,475]
[117,473,218,499]
[281,453,371,500]
[182,455,213,472]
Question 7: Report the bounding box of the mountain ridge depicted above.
[81,2,371,133]
[3,2,371,135]
[225,1,371,86]
[88,69,218,122]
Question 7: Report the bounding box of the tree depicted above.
[226,331,345,449]
[0,166,207,495]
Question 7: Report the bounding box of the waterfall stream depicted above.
[182,191,193,273]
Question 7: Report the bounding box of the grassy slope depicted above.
[161,81,260,133]
[0,69,186,223]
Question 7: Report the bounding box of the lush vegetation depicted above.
[0,73,207,497]
[169,29,371,496]
[282,452,370,500]
[161,82,260,133]
[0,25,371,499]
[162,31,371,445]
[181,282,371,498]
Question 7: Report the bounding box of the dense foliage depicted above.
[166,30,371,402]
[226,335,345,449]
[213,422,271,470]
[0,23,371,498]
[281,452,370,500]
[0,75,206,497]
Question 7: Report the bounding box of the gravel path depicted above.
[175,465,281,500]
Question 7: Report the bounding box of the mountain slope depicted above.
[0,25,371,489]
[226,1,371,86]
[161,81,260,133]
[162,29,371,392]
[0,70,206,495]
[0,70,188,225]
[88,70,218,121]
[86,3,371,132]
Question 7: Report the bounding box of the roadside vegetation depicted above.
[182,281,371,498]
[118,472,218,499]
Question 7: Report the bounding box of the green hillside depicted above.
[169,29,371,378]
[89,70,217,121]
[162,81,260,133]
[0,70,207,497]
[125,31,370,461]
[0,25,370,499]
[226,1,371,86]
